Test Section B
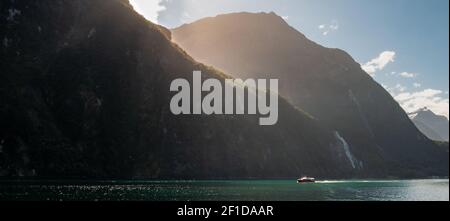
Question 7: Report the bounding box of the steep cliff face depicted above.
[172,12,449,177]
[0,0,364,179]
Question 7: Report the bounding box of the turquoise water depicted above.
[0,179,448,201]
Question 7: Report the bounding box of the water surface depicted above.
[0,179,448,201]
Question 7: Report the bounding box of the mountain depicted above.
[409,108,449,142]
[412,121,444,142]
[172,12,449,177]
[0,0,380,179]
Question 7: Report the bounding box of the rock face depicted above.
[0,1,447,179]
[410,108,449,142]
[0,0,363,179]
[172,12,449,178]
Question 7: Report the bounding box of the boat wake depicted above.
[316,180,402,184]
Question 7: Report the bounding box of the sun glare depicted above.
[129,0,165,24]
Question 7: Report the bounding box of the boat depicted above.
[297,176,316,183]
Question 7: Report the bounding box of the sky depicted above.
[129,0,449,119]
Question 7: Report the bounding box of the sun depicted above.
[129,0,166,24]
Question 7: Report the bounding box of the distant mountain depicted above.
[410,108,449,142]
[0,0,380,179]
[412,121,444,142]
[172,12,449,177]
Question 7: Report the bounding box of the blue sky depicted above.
[130,0,449,118]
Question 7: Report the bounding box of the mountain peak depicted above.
[409,107,431,118]
[411,107,447,121]
[215,11,281,18]
[191,11,289,26]
[175,11,293,34]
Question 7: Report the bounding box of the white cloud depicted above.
[399,72,417,78]
[413,82,422,88]
[361,51,396,76]
[129,0,166,24]
[319,20,339,36]
[393,83,407,92]
[329,23,339,30]
[386,86,449,119]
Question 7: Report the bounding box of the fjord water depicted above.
[0,179,448,201]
